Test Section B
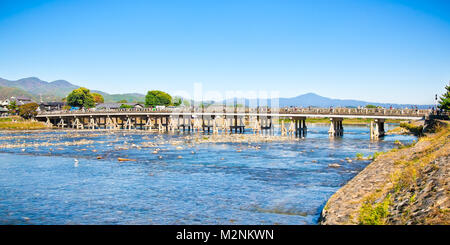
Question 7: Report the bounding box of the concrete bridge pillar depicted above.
[301,118,307,136]
[329,118,343,137]
[370,119,385,139]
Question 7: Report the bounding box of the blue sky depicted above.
[0,0,449,104]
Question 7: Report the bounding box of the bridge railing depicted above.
[37,107,430,117]
[279,108,430,117]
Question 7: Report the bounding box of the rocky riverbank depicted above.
[319,120,449,225]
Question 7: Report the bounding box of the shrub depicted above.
[359,194,391,225]
[400,123,423,136]
[356,153,364,160]
[372,151,384,160]
[120,104,134,109]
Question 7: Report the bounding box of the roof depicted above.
[95,103,143,109]
[14,96,32,101]
[40,102,65,106]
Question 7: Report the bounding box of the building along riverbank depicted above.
[319,120,449,225]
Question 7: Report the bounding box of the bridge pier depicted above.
[45,117,53,128]
[370,119,385,139]
[293,117,307,137]
[73,117,84,130]
[106,116,117,130]
[229,116,245,133]
[57,118,67,128]
[124,116,135,130]
[88,116,98,130]
[328,118,343,137]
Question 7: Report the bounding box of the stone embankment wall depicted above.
[320,120,449,225]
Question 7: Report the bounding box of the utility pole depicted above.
[435,93,438,110]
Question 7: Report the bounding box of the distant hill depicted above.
[278,93,432,109]
[0,76,432,108]
[0,86,38,101]
[0,77,145,103]
[221,92,432,109]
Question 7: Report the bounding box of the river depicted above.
[0,124,416,224]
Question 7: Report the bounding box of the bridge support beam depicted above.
[73,117,84,130]
[105,116,117,130]
[329,118,343,137]
[88,116,98,130]
[57,118,67,128]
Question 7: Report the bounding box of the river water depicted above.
[0,124,415,224]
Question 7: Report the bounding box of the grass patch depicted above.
[359,194,391,225]
[0,117,47,130]
[0,118,12,122]
[372,151,384,160]
[399,122,424,136]
[356,153,364,160]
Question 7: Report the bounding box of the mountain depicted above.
[0,86,38,101]
[219,92,431,109]
[0,76,432,108]
[0,77,78,101]
[0,77,145,103]
[278,93,432,109]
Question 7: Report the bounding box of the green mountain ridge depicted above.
[0,86,39,101]
[0,77,145,103]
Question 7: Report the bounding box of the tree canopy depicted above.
[18,102,39,119]
[92,92,104,104]
[172,96,183,106]
[66,87,95,108]
[7,100,18,114]
[438,84,450,111]
[145,90,172,107]
[119,104,134,109]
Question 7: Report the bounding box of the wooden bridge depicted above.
[36,107,428,139]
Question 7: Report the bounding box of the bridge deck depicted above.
[36,108,427,120]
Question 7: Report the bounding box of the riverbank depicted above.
[319,120,449,225]
[0,116,47,130]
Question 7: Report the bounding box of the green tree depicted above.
[119,104,134,109]
[145,90,172,107]
[182,100,190,107]
[92,93,104,104]
[438,84,450,111]
[66,87,95,108]
[117,99,128,103]
[365,104,377,108]
[18,102,39,119]
[7,100,18,114]
[172,96,182,106]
